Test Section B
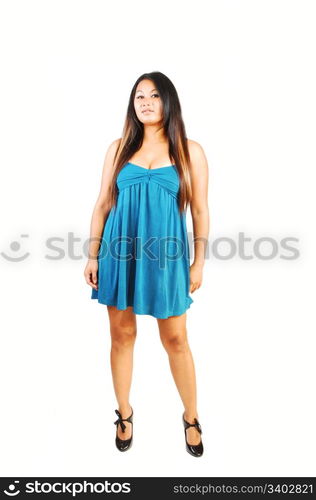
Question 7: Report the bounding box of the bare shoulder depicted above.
[107,137,122,157]
[187,138,208,171]
[102,138,122,170]
[95,139,122,208]
[186,139,209,212]
[187,138,204,153]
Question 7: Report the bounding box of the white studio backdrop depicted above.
[0,0,315,477]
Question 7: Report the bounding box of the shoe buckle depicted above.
[194,419,202,434]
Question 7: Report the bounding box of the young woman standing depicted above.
[84,72,209,457]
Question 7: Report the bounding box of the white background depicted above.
[0,0,315,477]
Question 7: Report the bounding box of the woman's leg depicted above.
[157,312,201,445]
[107,305,137,440]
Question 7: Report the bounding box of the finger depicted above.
[88,273,98,289]
[84,273,92,286]
[191,282,198,293]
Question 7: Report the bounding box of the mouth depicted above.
[142,110,153,114]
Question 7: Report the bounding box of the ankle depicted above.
[184,411,199,423]
[118,403,132,416]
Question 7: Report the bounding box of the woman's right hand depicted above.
[84,259,98,290]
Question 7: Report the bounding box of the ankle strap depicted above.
[114,409,133,433]
[183,416,202,434]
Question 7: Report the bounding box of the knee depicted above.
[111,325,137,349]
[161,332,189,354]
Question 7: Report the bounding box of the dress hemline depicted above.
[91,296,193,319]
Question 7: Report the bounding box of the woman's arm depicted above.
[187,139,210,293]
[84,139,120,290]
[87,139,120,260]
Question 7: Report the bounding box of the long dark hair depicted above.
[108,71,192,213]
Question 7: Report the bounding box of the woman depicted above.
[84,71,209,457]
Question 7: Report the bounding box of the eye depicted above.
[136,94,159,99]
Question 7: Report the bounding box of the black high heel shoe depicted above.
[182,412,204,457]
[114,407,133,452]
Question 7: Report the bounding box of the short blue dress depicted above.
[91,162,193,319]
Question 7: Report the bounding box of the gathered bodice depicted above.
[116,162,180,200]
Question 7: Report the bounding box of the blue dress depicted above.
[91,162,193,319]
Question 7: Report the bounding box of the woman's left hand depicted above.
[189,263,203,293]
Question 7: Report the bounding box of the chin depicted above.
[141,117,156,124]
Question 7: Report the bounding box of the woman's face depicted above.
[134,79,163,125]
